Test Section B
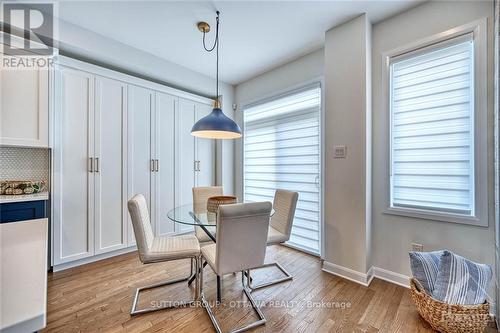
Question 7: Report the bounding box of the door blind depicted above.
[243,84,321,254]
[390,35,474,215]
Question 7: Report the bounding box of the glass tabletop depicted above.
[167,203,274,227]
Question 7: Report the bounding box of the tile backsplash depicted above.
[0,147,50,182]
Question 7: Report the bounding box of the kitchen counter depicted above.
[0,192,49,204]
[0,218,48,332]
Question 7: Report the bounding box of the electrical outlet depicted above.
[411,243,424,252]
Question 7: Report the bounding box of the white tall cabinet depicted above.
[127,85,154,246]
[175,98,196,235]
[53,66,95,264]
[94,76,128,254]
[175,99,215,234]
[53,65,128,265]
[195,102,216,187]
[153,92,176,237]
[127,89,177,242]
[52,57,215,269]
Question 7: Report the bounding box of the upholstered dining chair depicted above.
[192,186,222,245]
[247,189,299,291]
[127,194,200,315]
[200,202,272,333]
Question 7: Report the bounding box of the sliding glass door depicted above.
[243,83,322,254]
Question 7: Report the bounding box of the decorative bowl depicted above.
[207,195,238,213]
[0,180,47,195]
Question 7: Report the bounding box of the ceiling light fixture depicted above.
[191,11,242,139]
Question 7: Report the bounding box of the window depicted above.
[387,21,488,226]
[243,83,322,254]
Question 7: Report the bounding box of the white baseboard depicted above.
[322,261,374,286]
[322,261,410,289]
[52,246,137,272]
[372,266,410,288]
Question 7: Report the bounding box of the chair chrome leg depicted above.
[130,257,198,316]
[201,291,223,333]
[201,269,266,333]
[246,262,293,291]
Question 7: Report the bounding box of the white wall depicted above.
[372,0,495,278]
[235,48,324,104]
[234,48,324,198]
[232,0,495,291]
[56,19,236,192]
[323,14,372,274]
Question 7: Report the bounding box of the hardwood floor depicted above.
[43,246,442,332]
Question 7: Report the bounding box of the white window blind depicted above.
[390,34,475,215]
[243,84,321,254]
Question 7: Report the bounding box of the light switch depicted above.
[334,145,347,159]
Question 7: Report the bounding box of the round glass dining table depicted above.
[167,203,275,243]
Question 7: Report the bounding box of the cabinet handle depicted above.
[89,157,94,172]
[151,159,155,172]
[95,158,100,173]
[155,159,159,172]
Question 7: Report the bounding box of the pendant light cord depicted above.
[202,11,220,101]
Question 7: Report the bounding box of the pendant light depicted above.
[191,11,242,139]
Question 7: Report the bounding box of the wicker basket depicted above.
[409,278,491,333]
[206,195,237,213]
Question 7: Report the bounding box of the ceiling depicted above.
[57,1,423,85]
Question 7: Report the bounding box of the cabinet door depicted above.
[53,66,94,264]
[0,52,49,147]
[127,84,153,245]
[94,76,127,254]
[154,92,176,236]
[195,102,215,187]
[175,98,196,234]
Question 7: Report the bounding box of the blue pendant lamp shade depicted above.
[191,107,242,139]
[191,11,242,139]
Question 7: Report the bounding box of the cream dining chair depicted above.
[247,189,298,291]
[190,186,225,298]
[127,194,200,315]
[192,186,222,244]
[200,202,272,333]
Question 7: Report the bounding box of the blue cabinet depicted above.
[0,200,47,223]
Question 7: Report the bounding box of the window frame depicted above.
[382,19,488,227]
